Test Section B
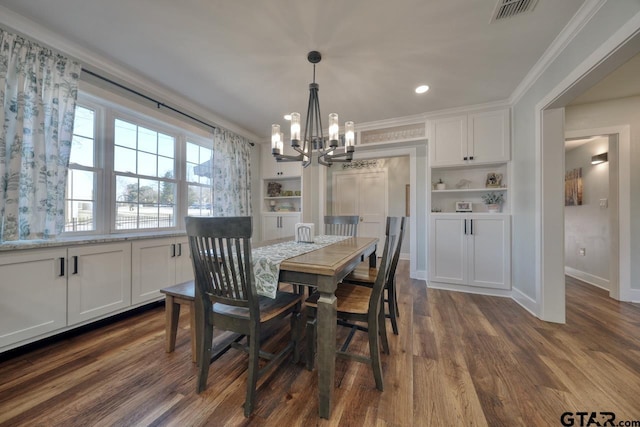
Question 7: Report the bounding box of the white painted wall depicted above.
[564,137,610,288]
[511,0,640,315]
[565,96,640,290]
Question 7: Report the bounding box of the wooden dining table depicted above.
[278,236,378,419]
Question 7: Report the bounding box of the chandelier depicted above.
[271,51,355,167]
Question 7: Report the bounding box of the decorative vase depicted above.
[486,203,501,213]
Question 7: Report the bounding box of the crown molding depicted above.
[0,5,260,142]
[509,0,607,105]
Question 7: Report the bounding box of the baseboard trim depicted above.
[565,267,610,291]
[427,281,512,298]
[511,287,539,318]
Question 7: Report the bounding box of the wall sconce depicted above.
[591,152,608,165]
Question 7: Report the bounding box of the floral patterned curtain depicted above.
[212,127,252,216]
[0,29,81,241]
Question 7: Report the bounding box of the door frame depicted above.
[318,144,426,280]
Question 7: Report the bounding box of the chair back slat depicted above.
[186,216,258,310]
[324,215,359,237]
[369,217,401,315]
[387,217,406,286]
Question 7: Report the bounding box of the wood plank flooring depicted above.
[1,265,640,426]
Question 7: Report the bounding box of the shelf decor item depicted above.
[435,178,446,190]
[267,182,282,197]
[482,192,504,213]
[455,201,472,212]
[485,172,503,188]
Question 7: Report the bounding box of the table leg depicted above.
[316,282,337,419]
[369,249,377,268]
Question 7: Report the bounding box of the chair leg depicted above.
[245,332,260,417]
[378,304,390,355]
[369,313,384,391]
[305,316,317,371]
[291,305,302,364]
[388,283,399,335]
[196,320,213,393]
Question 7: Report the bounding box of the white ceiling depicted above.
[0,0,586,140]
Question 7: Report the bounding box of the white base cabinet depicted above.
[68,243,132,324]
[0,248,67,349]
[0,242,132,349]
[131,237,193,304]
[429,214,510,290]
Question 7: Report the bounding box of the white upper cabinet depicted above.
[429,115,468,167]
[467,109,510,164]
[261,143,302,178]
[429,108,510,167]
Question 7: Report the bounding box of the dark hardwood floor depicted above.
[1,264,639,426]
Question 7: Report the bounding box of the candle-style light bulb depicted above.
[345,121,355,153]
[271,124,281,155]
[329,113,339,147]
[290,112,301,147]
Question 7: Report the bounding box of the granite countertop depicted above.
[0,230,188,252]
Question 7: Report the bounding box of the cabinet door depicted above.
[262,143,302,178]
[0,248,67,349]
[280,214,301,238]
[429,116,468,167]
[467,109,510,163]
[68,243,132,324]
[262,215,281,241]
[132,238,176,304]
[429,215,467,285]
[467,216,511,289]
[174,237,194,285]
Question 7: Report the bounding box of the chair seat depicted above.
[213,291,303,322]
[343,263,378,285]
[306,283,372,315]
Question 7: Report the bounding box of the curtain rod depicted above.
[81,68,254,146]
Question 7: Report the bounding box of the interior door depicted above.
[332,170,387,245]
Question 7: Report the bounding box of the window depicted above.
[186,140,214,217]
[113,118,177,230]
[63,87,215,235]
[65,105,98,232]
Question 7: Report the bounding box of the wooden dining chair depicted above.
[342,216,406,335]
[324,215,359,236]
[185,216,303,417]
[305,216,401,391]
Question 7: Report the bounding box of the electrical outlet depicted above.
[600,198,608,208]
[579,248,586,256]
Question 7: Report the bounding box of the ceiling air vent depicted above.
[491,0,539,21]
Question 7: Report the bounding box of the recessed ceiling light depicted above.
[284,114,292,120]
[415,85,429,94]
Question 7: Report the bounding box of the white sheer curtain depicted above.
[211,128,252,216]
[0,29,81,241]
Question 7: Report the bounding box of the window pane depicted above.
[65,201,95,232]
[158,133,174,158]
[138,126,157,153]
[114,119,137,149]
[68,169,94,200]
[186,142,200,163]
[159,181,176,206]
[138,151,157,177]
[114,146,137,173]
[139,204,159,229]
[158,156,174,179]
[115,203,138,230]
[70,135,94,167]
[138,178,159,205]
[74,106,94,139]
[187,184,213,217]
[115,175,138,204]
